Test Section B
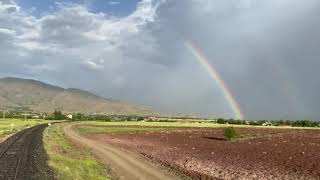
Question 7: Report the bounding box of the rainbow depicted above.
[185,40,244,120]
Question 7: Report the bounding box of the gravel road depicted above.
[63,123,179,180]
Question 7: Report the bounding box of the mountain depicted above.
[0,77,153,115]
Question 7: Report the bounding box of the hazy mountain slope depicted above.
[0,77,153,115]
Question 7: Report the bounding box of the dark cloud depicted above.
[147,0,320,120]
[0,0,319,120]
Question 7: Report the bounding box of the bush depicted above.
[224,127,239,141]
[217,118,225,124]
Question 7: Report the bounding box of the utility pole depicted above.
[2,111,5,119]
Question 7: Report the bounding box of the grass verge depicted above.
[43,123,109,180]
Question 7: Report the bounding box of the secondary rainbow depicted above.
[185,40,244,120]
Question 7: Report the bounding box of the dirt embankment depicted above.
[87,128,320,180]
[63,124,180,180]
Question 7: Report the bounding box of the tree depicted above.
[292,120,319,127]
[137,116,144,121]
[53,110,65,120]
[74,113,84,121]
[217,118,225,124]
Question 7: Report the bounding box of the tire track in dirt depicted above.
[63,123,179,180]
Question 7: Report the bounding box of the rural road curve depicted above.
[64,124,179,180]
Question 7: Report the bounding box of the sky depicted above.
[0,0,320,120]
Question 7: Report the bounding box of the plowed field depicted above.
[86,127,320,179]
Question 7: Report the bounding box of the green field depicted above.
[0,119,50,138]
[43,123,109,180]
[76,125,168,135]
[83,121,236,128]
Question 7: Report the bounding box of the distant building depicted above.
[148,116,157,121]
[66,114,73,119]
[262,122,273,126]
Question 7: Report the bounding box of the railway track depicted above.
[0,125,45,180]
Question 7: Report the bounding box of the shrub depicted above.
[224,127,239,141]
[217,118,225,124]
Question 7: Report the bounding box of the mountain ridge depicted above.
[0,77,153,115]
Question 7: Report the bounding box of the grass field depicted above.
[43,123,109,180]
[0,119,50,138]
[76,125,168,135]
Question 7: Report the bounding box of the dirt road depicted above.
[64,124,179,180]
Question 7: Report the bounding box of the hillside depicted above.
[0,77,153,115]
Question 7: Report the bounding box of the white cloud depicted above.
[108,1,120,5]
[0,27,15,35]
[0,0,160,65]
[0,0,162,86]
[81,60,104,71]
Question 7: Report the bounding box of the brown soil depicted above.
[64,124,180,180]
[86,127,320,180]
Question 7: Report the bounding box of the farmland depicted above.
[0,119,49,139]
[1,119,319,179]
[76,121,320,179]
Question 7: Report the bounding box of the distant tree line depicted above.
[70,113,144,122]
[215,118,319,127]
[0,111,44,119]
[0,110,319,128]
[291,120,319,127]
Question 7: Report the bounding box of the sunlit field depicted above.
[0,119,50,138]
[80,121,320,130]
[76,125,168,135]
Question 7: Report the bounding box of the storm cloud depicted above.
[0,0,320,120]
